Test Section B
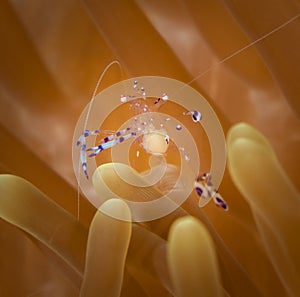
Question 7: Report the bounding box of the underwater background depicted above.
[0,1,299,296]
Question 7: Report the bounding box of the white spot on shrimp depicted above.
[184,154,190,162]
[120,95,127,102]
[162,93,168,101]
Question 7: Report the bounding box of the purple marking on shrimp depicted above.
[195,187,203,196]
[215,196,222,203]
[88,149,103,157]
[154,98,161,104]
[220,203,228,210]
[217,200,228,210]
[82,162,88,179]
[214,196,228,211]
[207,179,212,184]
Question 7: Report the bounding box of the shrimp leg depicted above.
[80,143,89,179]
[76,129,101,179]
[87,131,137,157]
[99,127,131,144]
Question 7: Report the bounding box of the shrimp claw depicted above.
[194,172,228,211]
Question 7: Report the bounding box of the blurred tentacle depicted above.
[167,216,224,297]
[0,174,88,276]
[80,199,131,297]
[227,123,300,297]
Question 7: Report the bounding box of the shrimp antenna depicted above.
[83,60,122,133]
[76,60,123,220]
[170,13,300,96]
